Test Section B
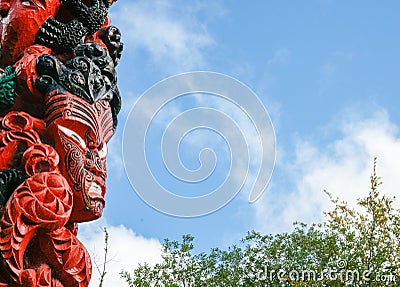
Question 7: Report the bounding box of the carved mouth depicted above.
[69,175,106,222]
[87,173,106,196]
[87,179,106,201]
[89,181,102,196]
[85,180,106,217]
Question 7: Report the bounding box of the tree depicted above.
[324,158,400,285]
[121,159,399,286]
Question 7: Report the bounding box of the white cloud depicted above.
[78,220,162,287]
[110,0,217,70]
[255,108,400,233]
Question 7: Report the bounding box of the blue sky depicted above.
[79,1,400,286]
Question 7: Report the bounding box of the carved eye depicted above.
[58,126,87,149]
[98,143,108,159]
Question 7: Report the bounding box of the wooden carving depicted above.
[0,0,123,286]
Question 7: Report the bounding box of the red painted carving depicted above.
[0,0,60,68]
[0,0,122,286]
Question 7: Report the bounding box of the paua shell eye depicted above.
[98,143,108,159]
[58,125,87,149]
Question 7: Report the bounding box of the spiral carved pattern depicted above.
[0,173,74,284]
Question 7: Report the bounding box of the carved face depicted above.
[45,93,114,222]
[0,0,61,67]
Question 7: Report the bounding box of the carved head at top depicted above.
[0,0,115,68]
[0,0,61,67]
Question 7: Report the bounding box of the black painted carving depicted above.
[36,0,111,53]
[61,0,110,34]
[0,169,28,206]
[98,26,124,65]
[36,18,88,54]
[35,43,121,128]
[109,85,121,129]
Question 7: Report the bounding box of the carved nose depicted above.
[85,150,106,178]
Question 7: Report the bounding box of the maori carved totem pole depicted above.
[0,0,123,286]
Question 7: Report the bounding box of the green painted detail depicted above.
[0,66,17,111]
